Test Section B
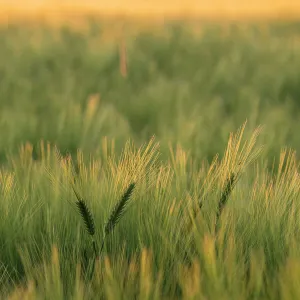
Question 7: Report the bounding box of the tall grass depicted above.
[0,123,299,299]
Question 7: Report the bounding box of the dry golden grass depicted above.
[1,0,300,26]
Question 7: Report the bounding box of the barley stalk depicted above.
[119,34,127,77]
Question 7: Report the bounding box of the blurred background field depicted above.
[2,1,300,167]
[1,19,300,167]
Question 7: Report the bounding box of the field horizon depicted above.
[2,0,300,26]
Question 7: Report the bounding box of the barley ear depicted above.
[215,172,236,234]
[72,185,97,258]
[73,186,95,237]
[72,185,98,280]
[75,199,96,237]
[100,182,135,255]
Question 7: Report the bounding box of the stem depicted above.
[99,236,106,256]
[92,239,97,259]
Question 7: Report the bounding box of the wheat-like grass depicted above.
[72,186,97,258]
[215,172,236,235]
[100,182,136,254]
[73,189,95,236]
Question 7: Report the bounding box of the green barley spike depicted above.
[75,198,95,237]
[215,172,236,234]
[100,182,135,254]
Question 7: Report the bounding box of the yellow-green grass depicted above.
[1,124,300,299]
[1,20,300,299]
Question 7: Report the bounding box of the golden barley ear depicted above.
[100,182,136,254]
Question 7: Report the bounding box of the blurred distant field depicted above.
[1,21,300,164]
[2,18,300,300]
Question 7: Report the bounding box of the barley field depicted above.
[1,17,300,299]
